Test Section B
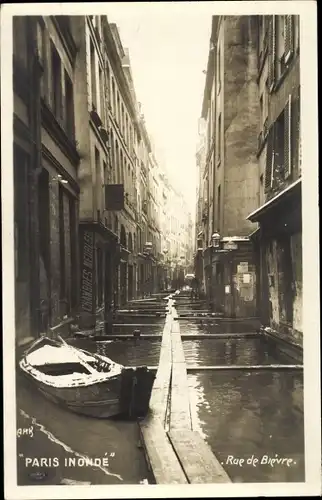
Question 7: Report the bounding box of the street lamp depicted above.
[211,231,220,249]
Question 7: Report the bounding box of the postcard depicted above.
[2,1,320,498]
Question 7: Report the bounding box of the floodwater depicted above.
[179,315,304,483]
[188,370,304,482]
[183,336,293,366]
[16,371,151,485]
[71,338,161,367]
[16,294,304,485]
[178,318,261,334]
[111,323,163,335]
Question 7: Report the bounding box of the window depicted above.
[291,87,301,176]
[13,16,28,66]
[51,42,62,119]
[217,185,221,231]
[267,16,276,91]
[111,77,116,115]
[90,40,97,110]
[64,71,75,139]
[95,147,101,212]
[120,150,123,185]
[69,195,77,310]
[99,65,105,121]
[275,15,295,81]
[284,15,294,63]
[59,184,66,299]
[36,21,46,97]
[14,145,29,281]
[103,160,108,185]
[105,59,110,105]
[217,113,222,165]
[217,45,221,94]
[38,168,50,289]
[117,93,121,125]
[97,247,103,307]
[265,95,292,191]
[125,115,129,144]
[115,141,119,182]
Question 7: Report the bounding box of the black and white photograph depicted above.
[2,1,320,498]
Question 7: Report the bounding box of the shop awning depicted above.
[247,179,301,222]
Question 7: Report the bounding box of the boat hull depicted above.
[34,376,122,419]
[20,364,155,419]
[19,336,155,419]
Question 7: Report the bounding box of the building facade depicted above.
[197,16,260,317]
[195,14,302,343]
[13,15,194,345]
[14,16,81,346]
[247,15,302,347]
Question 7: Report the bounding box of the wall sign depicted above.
[237,262,248,273]
[223,240,238,250]
[80,229,95,314]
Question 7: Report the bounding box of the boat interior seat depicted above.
[36,362,91,376]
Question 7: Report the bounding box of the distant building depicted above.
[247,15,302,346]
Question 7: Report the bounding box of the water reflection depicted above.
[183,337,292,366]
[188,370,304,482]
[72,339,161,367]
[179,319,260,334]
[111,324,163,335]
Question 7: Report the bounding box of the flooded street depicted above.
[16,371,151,485]
[71,338,161,367]
[16,295,304,485]
[182,336,293,366]
[188,370,304,482]
[178,303,304,483]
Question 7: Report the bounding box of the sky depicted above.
[105,2,214,217]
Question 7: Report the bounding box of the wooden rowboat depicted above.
[19,336,155,419]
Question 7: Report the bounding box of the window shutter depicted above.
[265,128,274,192]
[267,16,276,91]
[284,15,294,63]
[284,95,292,179]
[291,90,300,175]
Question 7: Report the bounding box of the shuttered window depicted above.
[284,95,292,179]
[265,128,274,192]
[284,15,294,62]
[291,87,301,176]
[267,16,276,91]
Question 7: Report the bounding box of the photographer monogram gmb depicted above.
[12,10,306,487]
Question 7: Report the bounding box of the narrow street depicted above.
[8,8,318,497]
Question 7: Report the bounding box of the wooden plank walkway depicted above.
[139,415,188,484]
[168,305,232,483]
[168,430,231,483]
[139,295,234,484]
[169,318,192,431]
